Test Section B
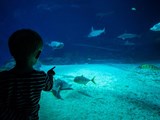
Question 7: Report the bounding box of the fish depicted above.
[0,59,15,72]
[117,33,140,40]
[46,41,64,49]
[74,75,96,85]
[150,22,160,31]
[51,78,73,99]
[137,64,160,70]
[131,7,136,11]
[88,27,105,37]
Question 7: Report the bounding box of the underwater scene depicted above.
[1,0,160,120]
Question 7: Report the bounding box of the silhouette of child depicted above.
[0,29,55,120]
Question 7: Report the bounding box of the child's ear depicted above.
[35,51,41,59]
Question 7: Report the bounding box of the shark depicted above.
[88,27,105,37]
[51,78,73,100]
[117,33,140,40]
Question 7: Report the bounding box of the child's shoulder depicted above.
[33,69,46,74]
[0,69,46,76]
[31,70,48,77]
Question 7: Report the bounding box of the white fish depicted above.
[88,27,105,37]
[131,7,136,11]
[150,22,160,31]
[47,41,64,49]
[117,33,140,40]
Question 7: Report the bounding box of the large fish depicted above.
[47,41,64,50]
[150,22,160,31]
[88,27,105,37]
[117,33,140,40]
[74,75,96,85]
[51,79,73,99]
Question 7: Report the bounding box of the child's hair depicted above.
[8,29,43,60]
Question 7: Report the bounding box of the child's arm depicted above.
[47,66,56,77]
[43,66,56,91]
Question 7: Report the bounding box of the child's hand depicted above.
[47,66,56,75]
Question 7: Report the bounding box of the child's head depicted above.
[8,29,43,66]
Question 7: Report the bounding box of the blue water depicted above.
[1,1,160,120]
[0,0,160,65]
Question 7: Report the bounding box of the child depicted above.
[0,29,55,120]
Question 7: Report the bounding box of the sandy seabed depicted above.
[39,64,160,120]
